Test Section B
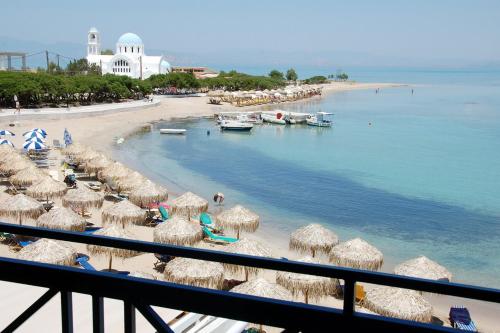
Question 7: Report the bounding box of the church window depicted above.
[138,47,140,53]
[131,47,134,53]
[125,47,127,52]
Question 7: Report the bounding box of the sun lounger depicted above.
[449,306,478,332]
[159,206,169,221]
[75,254,97,271]
[86,182,102,191]
[53,139,64,149]
[199,212,212,225]
[202,226,237,244]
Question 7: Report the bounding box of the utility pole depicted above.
[45,50,49,72]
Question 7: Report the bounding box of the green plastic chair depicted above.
[202,226,237,243]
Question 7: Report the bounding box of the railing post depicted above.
[124,301,136,333]
[60,290,74,333]
[92,295,104,333]
[343,280,355,316]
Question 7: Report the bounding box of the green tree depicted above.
[303,75,328,84]
[101,49,114,55]
[268,69,285,80]
[286,68,298,81]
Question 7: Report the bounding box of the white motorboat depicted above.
[261,113,286,125]
[160,128,187,134]
[306,112,333,127]
[220,120,253,131]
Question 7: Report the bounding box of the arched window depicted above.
[124,47,127,53]
[131,47,134,53]
[138,47,140,53]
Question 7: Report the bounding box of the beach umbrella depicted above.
[102,200,147,227]
[0,194,45,225]
[113,171,148,193]
[363,286,433,323]
[25,128,47,136]
[62,187,104,216]
[329,238,383,271]
[87,225,140,270]
[215,205,259,239]
[0,139,14,147]
[25,136,45,144]
[276,256,340,304]
[26,177,68,203]
[153,215,203,246]
[170,192,208,219]
[84,155,113,174]
[36,206,86,232]
[0,130,15,137]
[62,142,87,156]
[394,256,452,282]
[128,180,168,207]
[9,167,46,186]
[0,143,16,155]
[0,156,33,174]
[63,128,73,146]
[74,149,101,164]
[23,131,46,141]
[18,239,76,266]
[231,278,292,332]
[98,162,131,181]
[223,238,273,281]
[289,223,339,258]
[23,140,47,151]
[164,257,224,289]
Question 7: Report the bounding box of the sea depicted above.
[112,68,500,288]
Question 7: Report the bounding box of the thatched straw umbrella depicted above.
[36,207,86,232]
[170,192,208,219]
[215,205,259,239]
[164,257,224,289]
[153,216,203,246]
[329,238,383,271]
[26,177,67,203]
[98,162,130,181]
[9,167,46,186]
[84,155,113,175]
[74,149,101,164]
[62,142,87,156]
[102,200,146,228]
[0,158,34,175]
[0,194,44,225]
[0,147,20,164]
[87,225,140,270]
[276,256,340,304]
[394,256,452,282]
[231,278,292,332]
[18,239,77,266]
[128,180,168,207]
[62,187,104,216]
[363,286,433,323]
[113,171,147,193]
[289,224,339,258]
[223,238,272,281]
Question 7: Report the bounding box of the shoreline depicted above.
[1,81,497,331]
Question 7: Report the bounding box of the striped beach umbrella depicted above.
[25,136,45,144]
[0,130,15,137]
[0,139,14,147]
[27,128,47,136]
[23,140,47,151]
[23,131,46,141]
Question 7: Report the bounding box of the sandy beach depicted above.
[1,81,498,332]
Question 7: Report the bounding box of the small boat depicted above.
[116,138,125,144]
[306,112,333,127]
[160,129,187,135]
[220,120,253,131]
[261,113,286,125]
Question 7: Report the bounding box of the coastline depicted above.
[1,81,498,332]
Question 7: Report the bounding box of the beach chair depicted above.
[202,226,237,244]
[355,284,366,304]
[53,139,63,149]
[75,254,97,271]
[159,206,169,221]
[199,212,212,225]
[449,306,478,332]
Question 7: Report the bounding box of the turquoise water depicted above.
[113,72,500,288]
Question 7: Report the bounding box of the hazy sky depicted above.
[1,0,499,68]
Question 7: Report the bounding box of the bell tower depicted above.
[87,27,100,56]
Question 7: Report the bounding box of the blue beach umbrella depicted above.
[27,128,47,136]
[23,131,46,141]
[0,139,15,147]
[23,140,47,151]
[0,130,15,137]
[25,136,45,144]
[64,128,73,146]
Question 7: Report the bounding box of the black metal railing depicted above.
[0,222,498,333]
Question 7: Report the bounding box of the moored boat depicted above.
[160,129,187,134]
[220,120,253,131]
[261,113,286,125]
[306,112,333,127]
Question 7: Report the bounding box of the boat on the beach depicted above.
[261,113,286,125]
[160,129,187,135]
[306,112,333,127]
[220,120,253,131]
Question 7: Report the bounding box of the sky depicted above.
[1,0,499,71]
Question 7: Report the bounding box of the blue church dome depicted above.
[117,33,143,45]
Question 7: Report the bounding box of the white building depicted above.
[86,27,171,79]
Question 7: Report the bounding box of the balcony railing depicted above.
[0,222,498,333]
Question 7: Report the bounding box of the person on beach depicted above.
[13,95,20,115]
[213,192,224,205]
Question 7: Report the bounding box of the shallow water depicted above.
[113,73,500,288]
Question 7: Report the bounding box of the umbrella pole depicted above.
[18,214,22,226]
[245,269,249,282]
[237,230,240,239]
[108,255,113,270]
[305,290,309,304]
[312,249,316,258]
[46,195,49,205]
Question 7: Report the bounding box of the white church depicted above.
[86,27,171,79]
